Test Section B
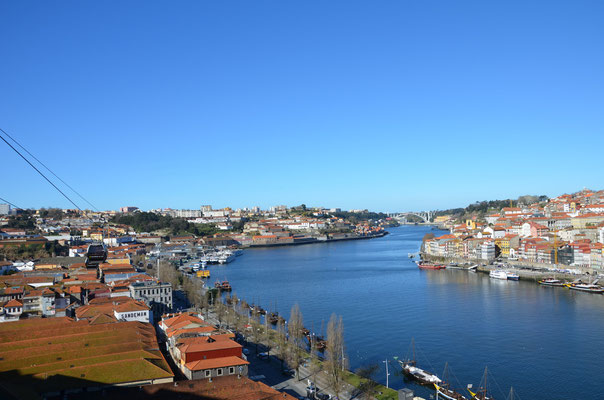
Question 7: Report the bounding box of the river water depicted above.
[211,226,604,399]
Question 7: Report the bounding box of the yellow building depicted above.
[495,238,510,257]
[105,257,131,265]
[465,219,477,230]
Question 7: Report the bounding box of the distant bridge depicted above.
[388,211,434,223]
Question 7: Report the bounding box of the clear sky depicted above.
[1,1,603,212]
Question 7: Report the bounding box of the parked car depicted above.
[242,348,250,355]
[258,352,269,359]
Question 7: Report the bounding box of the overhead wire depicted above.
[0,196,21,210]
[0,127,98,211]
[0,129,83,211]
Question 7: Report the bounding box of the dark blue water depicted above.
[210,226,604,399]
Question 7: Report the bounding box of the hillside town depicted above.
[425,189,604,271]
[0,203,395,400]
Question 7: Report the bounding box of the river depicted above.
[210,225,604,399]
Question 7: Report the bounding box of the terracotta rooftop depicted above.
[59,375,296,400]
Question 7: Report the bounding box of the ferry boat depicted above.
[538,278,566,287]
[489,270,508,280]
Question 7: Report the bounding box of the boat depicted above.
[214,280,232,291]
[468,264,478,271]
[315,339,327,351]
[467,367,495,400]
[489,270,508,280]
[567,279,604,294]
[418,263,446,270]
[399,340,442,387]
[506,272,519,281]
[434,363,468,400]
[447,263,463,270]
[538,278,566,287]
[268,312,280,324]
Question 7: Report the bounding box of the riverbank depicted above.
[420,253,596,282]
[202,307,404,400]
[247,231,388,248]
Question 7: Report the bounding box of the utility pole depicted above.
[383,359,390,388]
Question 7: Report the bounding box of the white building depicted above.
[0,204,10,215]
[130,280,172,318]
[481,241,496,260]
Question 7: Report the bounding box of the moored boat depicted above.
[567,280,604,294]
[399,360,442,386]
[434,363,468,400]
[467,367,495,400]
[506,272,519,281]
[400,339,442,386]
[538,278,566,287]
[419,262,446,270]
[489,270,508,280]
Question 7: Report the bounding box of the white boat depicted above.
[489,270,508,280]
[568,279,604,293]
[506,272,520,281]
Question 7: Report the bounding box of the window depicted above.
[217,368,223,376]
[229,367,235,375]
[205,370,211,377]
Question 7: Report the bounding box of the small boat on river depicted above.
[489,270,508,280]
[418,262,446,270]
[538,278,566,287]
[434,363,468,400]
[506,272,519,281]
[467,367,496,400]
[400,339,442,386]
[567,279,604,294]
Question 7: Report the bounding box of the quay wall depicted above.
[420,253,595,282]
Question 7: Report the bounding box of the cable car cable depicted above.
[0,130,83,211]
[0,196,21,210]
[0,127,98,211]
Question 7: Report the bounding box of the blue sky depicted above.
[1,1,603,212]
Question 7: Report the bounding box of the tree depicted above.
[308,333,323,384]
[248,309,262,354]
[158,260,180,289]
[325,313,348,398]
[287,303,304,380]
[264,313,274,359]
[275,319,288,371]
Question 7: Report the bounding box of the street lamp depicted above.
[383,359,390,389]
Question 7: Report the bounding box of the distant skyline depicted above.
[1,1,603,212]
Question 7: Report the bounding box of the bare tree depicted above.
[264,312,274,358]
[325,313,348,398]
[287,303,304,380]
[275,318,288,371]
[309,334,323,385]
[248,308,262,354]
